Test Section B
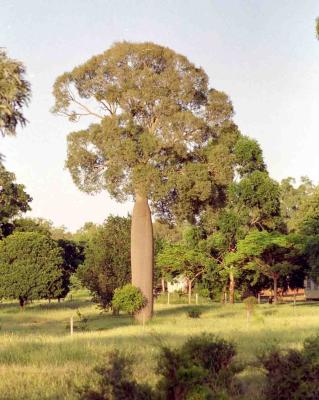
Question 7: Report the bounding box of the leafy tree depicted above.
[0,49,31,137]
[73,221,99,243]
[234,135,266,176]
[0,164,32,237]
[316,17,319,39]
[228,171,282,232]
[78,216,131,309]
[53,41,237,320]
[11,217,52,236]
[0,232,64,307]
[199,138,282,303]
[225,231,305,303]
[280,176,315,232]
[156,226,214,304]
[57,239,85,299]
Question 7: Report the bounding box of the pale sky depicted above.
[1,0,319,231]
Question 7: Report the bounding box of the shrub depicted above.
[156,333,240,399]
[260,335,319,400]
[187,308,202,318]
[112,284,147,315]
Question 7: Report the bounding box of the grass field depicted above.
[0,291,319,399]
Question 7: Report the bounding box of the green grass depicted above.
[0,291,319,399]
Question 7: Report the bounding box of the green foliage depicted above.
[53,41,240,223]
[316,17,319,39]
[69,273,84,291]
[78,215,131,309]
[0,49,31,137]
[228,171,282,231]
[0,164,32,237]
[156,333,239,399]
[112,284,147,315]
[225,230,307,297]
[234,136,266,177]
[261,335,319,400]
[280,176,315,232]
[187,308,202,318]
[0,232,64,306]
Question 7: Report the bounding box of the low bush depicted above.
[260,335,319,400]
[112,284,147,315]
[156,333,240,399]
[187,308,202,318]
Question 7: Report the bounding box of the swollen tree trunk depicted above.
[131,193,153,322]
[229,272,235,304]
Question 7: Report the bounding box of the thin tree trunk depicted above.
[273,276,278,304]
[221,285,227,304]
[131,192,153,322]
[19,296,25,310]
[161,278,165,293]
[188,279,192,304]
[229,272,235,304]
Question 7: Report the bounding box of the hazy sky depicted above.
[1,0,319,231]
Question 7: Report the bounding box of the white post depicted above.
[195,293,198,305]
[167,292,170,305]
[70,316,73,336]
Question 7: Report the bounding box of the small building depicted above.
[167,275,188,293]
[304,278,319,300]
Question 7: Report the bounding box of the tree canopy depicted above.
[0,49,31,137]
[78,215,131,309]
[0,232,64,307]
[53,41,238,221]
[0,164,32,238]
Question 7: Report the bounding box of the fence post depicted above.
[70,316,74,336]
[195,293,198,305]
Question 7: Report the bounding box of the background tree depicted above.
[0,232,64,307]
[78,216,131,310]
[226,231,306,304]
[53,41,237,320]
[0,164,32,238]
[280,176,315,232]
[156,226,214,304]
[0,49,30,137]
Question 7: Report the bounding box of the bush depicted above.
[112,284,147,315]
[187,308,202,318]
[260,335,319,400]
[156,333,240,399]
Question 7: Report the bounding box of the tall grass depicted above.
[0,292,318,399]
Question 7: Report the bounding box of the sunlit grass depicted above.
[0,291,319,399]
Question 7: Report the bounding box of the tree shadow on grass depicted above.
[153,304,216,318]
[294,301,319,307]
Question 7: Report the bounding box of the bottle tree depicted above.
[53,42,235,321]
